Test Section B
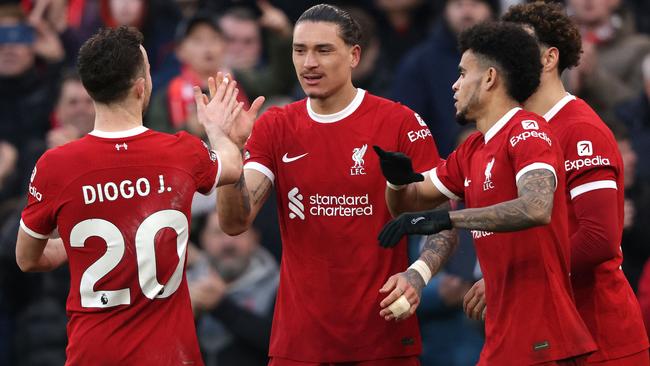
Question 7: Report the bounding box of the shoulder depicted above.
[363,93,418,119]
[554,99,616,143]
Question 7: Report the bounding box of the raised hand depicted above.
[378,209,452,248]
[373,146,424,186]
[194,72,243,140]
[210,73,265,148]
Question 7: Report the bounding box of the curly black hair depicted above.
[77,26,145,104]
[459,21,542,103]
[502,1,582,73]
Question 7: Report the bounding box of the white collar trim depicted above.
[307,88,366,123]
[543,93,576,122]
[89,126,148,138]
[484,107,521,143]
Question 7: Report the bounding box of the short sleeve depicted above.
[561,124,619,199]
[507,117,559,187]
[396,108,441,172]
[182,132,220,194]
[20,155,59,239]
[243,109,277,183]
[429,145,466,201]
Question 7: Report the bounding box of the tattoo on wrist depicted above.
[420,229,457,276]
[406,269,425,291]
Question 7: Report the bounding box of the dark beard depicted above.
[455,112,474,126]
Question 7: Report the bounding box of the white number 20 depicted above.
[69,209,188,308]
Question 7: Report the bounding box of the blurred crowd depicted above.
[0,0,649,365]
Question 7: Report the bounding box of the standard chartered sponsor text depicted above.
[309,193,373,217]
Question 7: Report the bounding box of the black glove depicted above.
[373,146,424,185]
[378,209,452,248]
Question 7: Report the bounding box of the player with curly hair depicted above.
[374,21,597,365]
[464,3,650,365]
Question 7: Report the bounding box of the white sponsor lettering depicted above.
[83,177,152,205]
[510,130,552,147]
[564,156,611,171]
[471,230,494,239]
[288,187,374,219]
[29,184,43,201]
[408,128,432,142]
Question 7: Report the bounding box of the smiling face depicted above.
[452,50,485,125]
[292,21,359,100]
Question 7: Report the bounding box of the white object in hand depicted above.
[387,295,411,317]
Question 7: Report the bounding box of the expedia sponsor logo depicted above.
[287,187,374,219]
[471,230,494,239]
[408,128,432,142]
[510,130,552,147]
[29,184,43,202]
[565,155,611,171]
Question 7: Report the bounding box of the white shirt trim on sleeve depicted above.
[244,162,275,184]
[543,93,576,122]
[20,219,49,240]
[204,151,222,195]
[570,180,617,199]
[515,163,558,191]
[429,168,461,200]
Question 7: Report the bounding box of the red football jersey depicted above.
[431,108,596,365]
[244,89,439,362]
[545,95,649,361]
[21,127,217,366]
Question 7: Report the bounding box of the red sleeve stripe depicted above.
[569,180,617,199]
[429,168,461,200]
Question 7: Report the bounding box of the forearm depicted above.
[449,195,550,232]
[217,173,253,235]
[418,229,458,276]
[16,232,67,272]
[386,181,447,217]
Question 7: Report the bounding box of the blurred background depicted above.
[0,0,649,365]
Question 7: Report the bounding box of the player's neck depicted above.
[524,74,568,117]
[309,83,358,115]
[476,97,520,135]
[93,101,144,132]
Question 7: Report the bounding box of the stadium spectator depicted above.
[218,3,296,100]
[0,4,64,215]
[15,26,244,364]
[188,211,278,366]
[565,0,650,117]
[216,4,440,364]
[375,22,596,365]
[46,71,95,149]
[615,53,650,181]
[391,0,496,157]
[148,13,250,137]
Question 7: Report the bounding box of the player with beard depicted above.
[215,4,441,365]
[15,26,244,365]
[374,22,596,365]
[462,3,649,365]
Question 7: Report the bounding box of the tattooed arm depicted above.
[449,169,556,231]
[217,167,273,235]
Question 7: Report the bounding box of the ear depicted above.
[541,47,560,73]
[134,77,146,99]
[483,67,498,91]
[350,44,361,68]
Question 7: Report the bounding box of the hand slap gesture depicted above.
[193,72,243,139]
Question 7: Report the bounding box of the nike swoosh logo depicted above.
[282,152,308,163]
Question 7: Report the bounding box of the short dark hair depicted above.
[296,4,361,46]
[459,21,542,103]
[502,1,582,73]
[77,26,145,103]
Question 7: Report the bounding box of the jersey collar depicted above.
[89,126,149,138]
[543,93,576,122]
[484,107,521,143]
[307,88,366,123]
